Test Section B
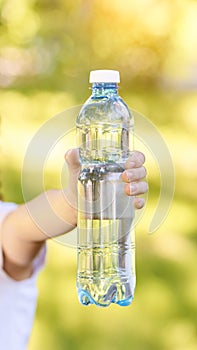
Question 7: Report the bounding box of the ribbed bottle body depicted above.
[76,78,135,307]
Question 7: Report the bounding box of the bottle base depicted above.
[78,288,133,307]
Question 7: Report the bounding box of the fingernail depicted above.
[130,183,137,194]
[136,198,144,209]
[125,170,133,182]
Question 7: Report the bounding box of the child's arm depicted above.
[1,149,148,281]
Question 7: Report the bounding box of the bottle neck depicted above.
[91,83,118,98]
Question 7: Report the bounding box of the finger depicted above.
[64,148,80,172]
[63,149,80,206]
[64,149,80,195]
[133,197,145,209]
[125,181,149,196]
[125,151,145,169]
[122,166,147,183]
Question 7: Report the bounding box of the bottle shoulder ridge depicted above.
[76,94,132,123]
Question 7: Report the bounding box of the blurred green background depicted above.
[1,0,197,349]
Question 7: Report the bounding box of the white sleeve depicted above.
[0,201,46,350]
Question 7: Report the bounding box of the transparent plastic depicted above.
[76,78,135,307]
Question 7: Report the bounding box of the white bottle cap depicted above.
[89,70,120,83]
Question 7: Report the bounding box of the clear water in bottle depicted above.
[76,70,135,307]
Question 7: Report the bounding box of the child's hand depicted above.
[65,149,148,210]
[122,150,148,209]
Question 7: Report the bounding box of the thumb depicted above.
[63,148,80,207]
[64,148,80,173]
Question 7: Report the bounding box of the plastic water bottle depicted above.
[76,70,135,307]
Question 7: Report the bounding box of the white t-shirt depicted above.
[0,201,46,350]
